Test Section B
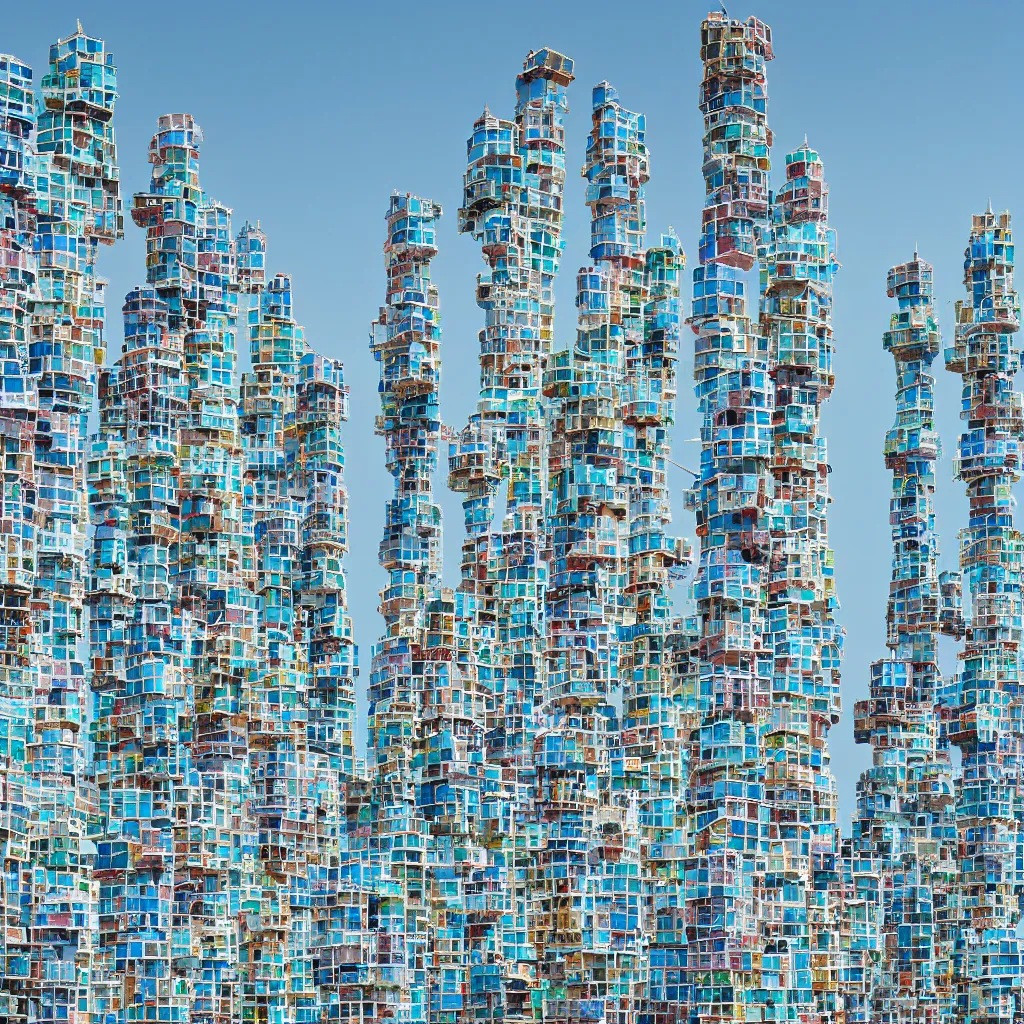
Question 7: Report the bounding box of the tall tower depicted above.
[29,34,123,1016]
[537,79,652,1023]
[239,262,306,1024]
[850,255,962,1023]
[294,344,355,1016]
[683,11,774,1021]
[88,119,192,1022]
[624,233,693,1024]
[160,114,260,1024]
[0,25,123,1023]
[0,46,42,1024]
[29,25,123,1023]
[367,194,443,1024]
[758,141,843,1019]
[945,209,1024,1024]
[238,266,356,1023]
[449,48,574,1020]
[90,112,266,1023]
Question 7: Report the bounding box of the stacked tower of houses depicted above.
[0,25,121,1024]
[850,255,962,1023]
[366,193,444,1024]
[682,12,776,1020]
[758,140,843,1019]
[945,209,1024,1024]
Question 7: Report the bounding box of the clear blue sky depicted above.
[6,0,1019,825]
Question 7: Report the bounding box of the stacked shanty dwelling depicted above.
[682,13,777,1022]
[449,50,574,1022]
[758,140,843,1019]
[849,255,963,1023]
[945,209,1024,1024]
